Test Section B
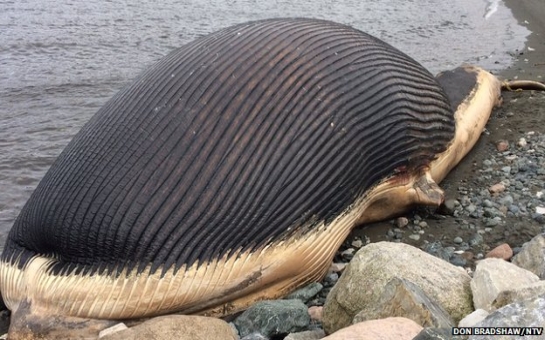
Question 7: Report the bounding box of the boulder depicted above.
[233,299,310,338]
[458,309,489,327]
[470,258,539,311]
[322,242,472,333]
[351,277,454,328]
[470,294,545,340]
[413,327,466,340]
[492,280,545,309]
[100,315,237,340]
[322,317,422,340]
[512,233,545,279]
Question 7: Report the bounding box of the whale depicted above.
[1,18,541,338]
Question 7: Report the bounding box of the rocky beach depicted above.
[1,0,545,339]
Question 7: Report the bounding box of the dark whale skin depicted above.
[2,18,455,277]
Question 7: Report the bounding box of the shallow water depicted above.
[0,0,530,239]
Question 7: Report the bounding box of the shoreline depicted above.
[501,0,545,81]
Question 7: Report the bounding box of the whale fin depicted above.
[412,171,444,207]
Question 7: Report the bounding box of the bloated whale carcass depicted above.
[2,18,542,338]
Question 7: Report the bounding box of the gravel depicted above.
[360,128,545,268]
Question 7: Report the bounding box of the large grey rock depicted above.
[233,299,310,338]
[322,242,472,333]
[458,309,489,327]
[471,258,539,311]
[512,233,545,279]
[351,277,454,328]
[492,281,545,309]
[470,294,545,340]
[413,328,466,340]
[100,315,238,340]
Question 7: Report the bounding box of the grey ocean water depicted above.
[0,0,530,241]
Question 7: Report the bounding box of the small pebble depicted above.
[308,306,323,322]
[500,195,514,206]
[285,283,323,302]
[469,210,482,219]
[482,199,494,208]
[449,255,467,267]
[484,218,500,227]
[453,236,463,244]
[329,262,347,273]
[395,217,409,228]
[98,323,128,338]
[435,247,455,261]
[341,248,355,261]
[485,243,513,260]
[439,199,458,215]
[461,251,474,261]
[351,239,363,248]
[323,273,338,287]
[408,234,420,241]
[496,140,509,152]
[482,207,498,218]
[508,204,520,214]
[533,214,545,224]
[423,241,442,254]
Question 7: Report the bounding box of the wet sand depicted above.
[502,0,545,82]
